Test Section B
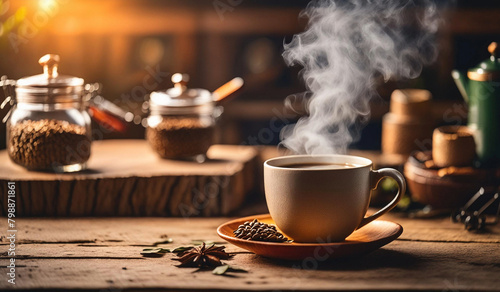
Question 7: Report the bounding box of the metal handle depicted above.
[85,83,131,132]
[0,75,16,123]
[489,42,498,58]
[171,73,189,93]
[39,54,60,78]
[357,168,406,229]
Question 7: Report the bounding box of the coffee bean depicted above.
[146,117,214,159]
[232,219,290,243]
[8,119,91,171]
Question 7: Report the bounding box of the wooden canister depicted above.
[390,89,432,117]
[432,126,476,168]
[382,113,435,155]
[382,89,435,156]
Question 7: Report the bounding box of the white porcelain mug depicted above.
[264,155,406,242]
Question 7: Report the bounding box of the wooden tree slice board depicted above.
[0,140,259,217]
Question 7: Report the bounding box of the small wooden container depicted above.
[432,126,475,168]
[382,113,435,155]
[382,89,435,156]
[390,89,432,117]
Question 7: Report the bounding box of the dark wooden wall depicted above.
[1,0,500,149]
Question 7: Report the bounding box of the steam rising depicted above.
[281,0,440,154]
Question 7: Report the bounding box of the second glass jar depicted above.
[146,74,221,161]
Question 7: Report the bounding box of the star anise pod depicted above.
[173,243,232,268]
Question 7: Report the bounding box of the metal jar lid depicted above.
[149,73,214,115]
[15,54,84,103]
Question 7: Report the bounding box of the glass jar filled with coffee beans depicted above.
[146,73,222,162]
[1,54,92,172]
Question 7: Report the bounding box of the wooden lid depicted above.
[390,89,432,117]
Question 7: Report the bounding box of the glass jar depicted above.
[2,54,92,172]
[146,73,221,161]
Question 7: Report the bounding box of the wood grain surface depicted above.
[0,140,259,216]
[0,213,499,291]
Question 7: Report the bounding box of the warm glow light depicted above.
[15,7,27,22]
[139,38,165,66]
[39,0,57,12]
[4,15,15,31]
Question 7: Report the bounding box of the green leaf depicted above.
[141,248,170,256]
[212,265,230,275]
[212,265,248,275]
[153,238,174,246]
[190,240,226,246]
[141,248,163,254]
[171,246,195,253]
[227,266,248,273]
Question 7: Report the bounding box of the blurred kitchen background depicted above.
[1,0,500,150]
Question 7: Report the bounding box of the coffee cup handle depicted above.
[357,168,406,229]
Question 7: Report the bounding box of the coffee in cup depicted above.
[264,155,405,242]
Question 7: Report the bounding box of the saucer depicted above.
[217,214,403,260]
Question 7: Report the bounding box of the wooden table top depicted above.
[1,212,499,291]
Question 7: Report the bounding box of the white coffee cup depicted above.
[264,155,405,242]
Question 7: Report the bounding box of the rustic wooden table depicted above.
[1,212,499,291]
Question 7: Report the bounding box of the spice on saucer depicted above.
[233,219,289,242]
